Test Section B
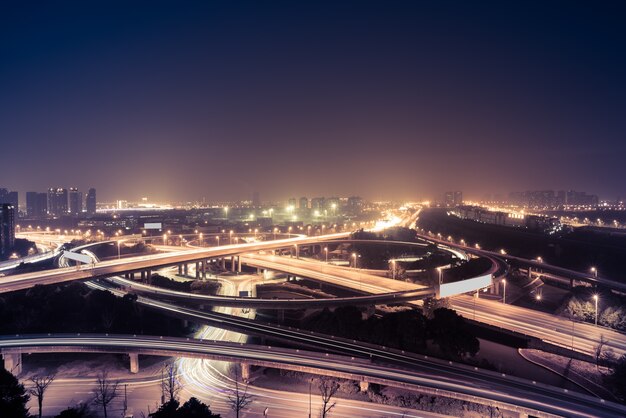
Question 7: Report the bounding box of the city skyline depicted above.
[2,2,626,202]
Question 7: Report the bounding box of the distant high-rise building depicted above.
[37,192,48,217]
[69,188,83,215]
[311,197,325,211]
[86,188,97,215]
[347,196,364,214]
[252,191,261,208]
[26,192,38,217]
[47,188,68,216]
[299,197,309,209]
[326,197,340,212]
[444,191,462,206]
[287,198,297,209]
[454,191,463,205]
[0,188,18,212]
[0,204,15,256]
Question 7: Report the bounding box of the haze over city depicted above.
[2,2,626,418]
[2,1,626,202]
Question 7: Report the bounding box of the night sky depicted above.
[1,1,625,202]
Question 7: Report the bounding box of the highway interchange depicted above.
[4,223,626,416]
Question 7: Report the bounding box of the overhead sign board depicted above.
[144,223,162,230]
[63,251,93,265]
[438,273,492,298]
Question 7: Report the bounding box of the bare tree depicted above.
[29,373,56,418]
[318,377,340,418]
[92,371,119,418]
[161,363,181,403]
[227,369,254,418]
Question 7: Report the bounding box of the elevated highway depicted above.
[2,334,624,418]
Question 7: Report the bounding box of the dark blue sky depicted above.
[1,1,625,202]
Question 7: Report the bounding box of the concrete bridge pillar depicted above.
[195,262,200,279]
[130,272,135,280]
[3,352,22,375]
[231,256,236,272]
[129,353,139,374]
[359,381,369,392]
[146,269,152,284]
[241,363,250,382]
[141,271,146,280]
[237,256,242,273]
[221,258,226,270]
[183,264,189,276]
[178,264,183,275]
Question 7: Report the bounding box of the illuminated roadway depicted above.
[0,232,352,293]
[235,254,626,357]
[1,334,624,418]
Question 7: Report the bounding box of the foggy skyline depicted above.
[2,2,626,202]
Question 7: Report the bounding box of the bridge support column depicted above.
[257,267,261,274]
[130,272,135,280]
[195,262,200,279]
[241,363,250,382]
[141,271,146,280]
[221,258,226,270]
[178,264,183,275]
[3,352,22,375]
[146,269,152,284]
[237,256,242,273]
[359,381,369,392]
[184,264,189,276]
[231,256,236,272]
[129,353,139,374]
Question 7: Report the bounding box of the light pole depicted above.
[308,378,312,418]
[163,234,167,246]
[352,252,358,269]
[117,240,122,259]
[216,236,220,246]
[229,230,233,245]
[502,279,506,304]
[590,267,597,279]
[593,294,599,326]
[391,260,397,280]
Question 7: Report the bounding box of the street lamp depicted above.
[537,256,543,263]
[593,294,599,326]
[535,293,542,301]
[590,267,597,279]
[502,279,506,304]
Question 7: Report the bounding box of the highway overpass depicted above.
[2,334,624,418]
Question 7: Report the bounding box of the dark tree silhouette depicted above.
[92,371,118,418]
[318,377,340,418]
[29,373,56,418]
[0,367,29,418]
